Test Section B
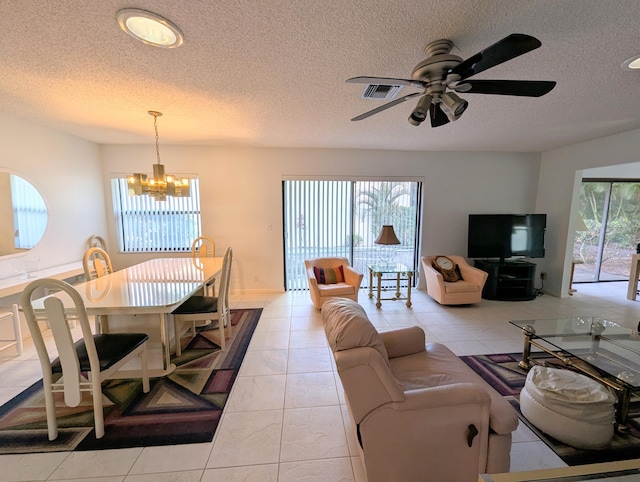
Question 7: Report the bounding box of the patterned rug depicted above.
[460,352,640,466]
[0,308,261,454]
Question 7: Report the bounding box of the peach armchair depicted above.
[422,255,488,305]
[304,257,364,309]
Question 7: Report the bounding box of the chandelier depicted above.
[127,111,190,201]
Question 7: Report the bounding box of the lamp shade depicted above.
[375,225,400,245]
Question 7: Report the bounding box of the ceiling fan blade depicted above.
[430,103,450,128]
[464,80,556,97]
[347,76,423,88]
[351,92,422,121]
[451,34,542,81]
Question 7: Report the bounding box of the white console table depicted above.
[0,261,85,299]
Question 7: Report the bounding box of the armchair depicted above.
[304,257,363,309]
[422,255,488,305]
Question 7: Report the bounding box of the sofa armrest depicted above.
[398,382,491,410]
[380,327,425,359]
[360,382,493,482]
[457,263,488,287]
[343,264,364,289]
[423,262,445,288]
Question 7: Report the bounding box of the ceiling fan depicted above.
[347,33,556,128]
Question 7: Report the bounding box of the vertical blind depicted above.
[111,178,202,252]
[283,179,422,290]
[283,180,352,290]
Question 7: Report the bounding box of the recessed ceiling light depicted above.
[621,54,640,71]
[116,8,183,48]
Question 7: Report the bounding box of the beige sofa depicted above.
[321,298,518,482]
[422,255,488,305]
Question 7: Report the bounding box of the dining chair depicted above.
[173,246,232,356]
[21,278,150,441]
[191,235,216,295]
[82,247,114,280]
[87,234,107,250]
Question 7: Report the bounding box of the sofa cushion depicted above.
[321,298,389,366]
[317,282,355,297]
[314,265,345,284]
[444,280,480,293]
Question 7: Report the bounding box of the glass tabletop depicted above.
[510,317,640,388]
[368,262,414,274]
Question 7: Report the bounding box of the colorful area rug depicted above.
[0,308,261,454]
[460,352,640,466]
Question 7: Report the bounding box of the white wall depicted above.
[101,145,540,293]
[0,113,105,303]
[536,128,640,296]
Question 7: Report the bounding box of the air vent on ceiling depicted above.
[362,84,403,100]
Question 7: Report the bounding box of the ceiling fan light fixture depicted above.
[408,95,432,126]
[621,54,640,71]
[117,9,183,48]
[441,92,468,118]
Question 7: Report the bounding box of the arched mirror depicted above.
[0,171,48,256]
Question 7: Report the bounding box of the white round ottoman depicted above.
[520,365,616,449]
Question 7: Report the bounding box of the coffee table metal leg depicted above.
[368,269,374,299]
[376,273,382,308]
[615,387,632,432]
[406,272,412,307]
[519,326,535,369]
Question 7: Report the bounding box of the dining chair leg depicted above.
[91,375,105,439]
[43,384,58,441]
[11,304,23,355]
[140,343,150,393]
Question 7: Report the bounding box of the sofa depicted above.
[321,298,518,482]
[422,255,488,305]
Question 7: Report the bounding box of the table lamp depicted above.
[374,225,400,265]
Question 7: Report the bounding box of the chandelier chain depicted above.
[153,113,161,165]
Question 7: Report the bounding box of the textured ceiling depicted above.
[0,1,638,152]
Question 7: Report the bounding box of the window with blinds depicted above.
[283,179,422,291]
[111,178,202,252]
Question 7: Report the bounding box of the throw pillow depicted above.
[314,265,345,284]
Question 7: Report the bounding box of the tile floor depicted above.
[1,281,639,481]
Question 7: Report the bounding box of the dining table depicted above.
[35,256,223,376]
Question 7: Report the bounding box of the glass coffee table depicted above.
[367,263,415,308]
[510,317,640,431]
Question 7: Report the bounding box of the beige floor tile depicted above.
[207,410,283,468]
[287,347,333,373]
[280,406,349,462]
[201,464,278,481]
[129,443,211,474]
[226,374,286,412]
[278,457,355,481]
[49,448,143,479]
[284,371,339,408]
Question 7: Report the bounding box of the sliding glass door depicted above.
[573,180,640,282]
[283,179,422,291]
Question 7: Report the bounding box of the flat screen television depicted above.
[468,214,546,261]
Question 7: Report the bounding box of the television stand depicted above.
[474,259,536,301]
